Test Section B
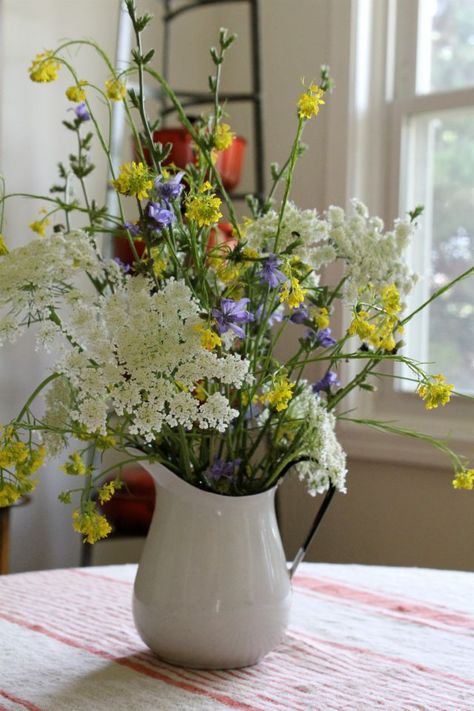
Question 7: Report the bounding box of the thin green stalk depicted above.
[14,373,60,424]
[273,119,304,253]
[401,265,474,327]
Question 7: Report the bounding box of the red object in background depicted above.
[207,222,237,252]
[114,233,146,266]
[98,467,155,536]
[149,128,246,192]
[214,135,246,191]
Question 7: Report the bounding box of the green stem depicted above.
[14,373,60,424]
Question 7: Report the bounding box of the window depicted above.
[329,0,474,461]
[393,0,474,394]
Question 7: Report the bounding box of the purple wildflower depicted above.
[147,203,175,229]
[123,221,141,236]
[113,257,131,274]
[212,298,254,339]
[317,328,337,348]
[154,171,185,206]
[305,327,337,349]
[256,303,284,327]
[289,305,309,324]
[312,370,340,394]
[244,402,262,420]
[207,458,242,482]
[74,102,90,122]
[257,254,287,288]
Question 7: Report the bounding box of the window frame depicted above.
[326,0,474,466]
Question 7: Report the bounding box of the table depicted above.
[0,563,473,710]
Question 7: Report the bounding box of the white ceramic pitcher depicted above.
[132,459,292,669]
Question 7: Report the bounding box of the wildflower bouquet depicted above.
[0,2,472,546]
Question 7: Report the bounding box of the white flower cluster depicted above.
[55,276,249,441]
[0,231,115,346]
[244,200,417,302]
[244,201,336,279]
[326,199,417,301]
[285,383,347,496]
[0,232,250,445]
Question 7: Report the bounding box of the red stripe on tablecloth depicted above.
[289,627,474,688]
[0,690,42,711]
[69,568,133,586]
[294,574,474,630]
[132,652,308,711]
[0,612,263,711]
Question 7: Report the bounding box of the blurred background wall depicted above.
[0,0,472,573]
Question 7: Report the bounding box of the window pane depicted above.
[418,0,474,94]
[401,107,474,393]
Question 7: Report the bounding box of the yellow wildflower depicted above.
[105,78,126,102]
[186,192,222,227]
[61,452,88,476]
[75,429,116,449]
[0,235,9,256]
[0,483,22,507]
[452,469,474,491]
[29,51,61,83]
[98,480,122,505]
[417,374,454,410]
[382,284,402,316]
[0,440,29,469]
[153,258,167,278]
[26,446,46,474]
[112,162,153,200]
[367,315,399,351]
[65,81,87,103]
[348,311,376,340]
[215,261,242,283]
[194,324,222,351]
[312,306,330,330]
[242,246,259,262]
[29,217,50,237]
[73,505,112,544]
[261,375,295,412]
[193,384,207,402]
[6,442,29,465]
[149,248,167,278]
[279,277,307,309]
[214,123,235,151]
[298,82,325,120]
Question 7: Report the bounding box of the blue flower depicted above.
[207,458,242,482]
[289,305,309,324]
[74,102,90,122]
[154,171,185,206]
[147,203,175,229]
[123,221,141,236]
[256,303,284,327]
[305,327,337,349]
[212,298,254,339]
[113,257,131,274]
[312,370,340,393]
[257,254,287,288]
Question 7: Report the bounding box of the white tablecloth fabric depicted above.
[0,562,473,710]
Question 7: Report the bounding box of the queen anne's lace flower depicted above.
[326,199,417,300]
[244,200,417,304]
[284,383,347,495]
[244,202,335,278]
[0,230,110,344]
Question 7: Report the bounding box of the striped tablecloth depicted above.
[0,563,473,710]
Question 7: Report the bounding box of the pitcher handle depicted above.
[288,485,336,579]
